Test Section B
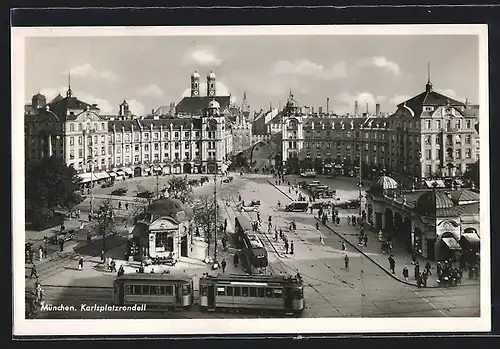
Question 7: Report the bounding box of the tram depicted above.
[113,273,193,310]
[234,215,268,273]
[199,273,305,316]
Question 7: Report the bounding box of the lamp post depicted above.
[87,147,96,218]
[212,160,219,269]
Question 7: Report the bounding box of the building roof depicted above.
[145,198,194,223]
[416,190,458,217]
[396,84,465,118]
[44,95,100,121]
[449,189,480,205]
[176,96,230,115]
[376,176,399,190]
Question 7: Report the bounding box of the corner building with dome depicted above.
[24,72,233,184]
[366,175,480,262]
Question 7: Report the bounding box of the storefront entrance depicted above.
[181,235,188,257]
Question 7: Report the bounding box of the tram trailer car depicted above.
[113,273,193,310]
[199,273,305,316]
[234,215,269,273]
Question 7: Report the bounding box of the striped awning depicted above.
[123,168,133,175]
[442,237,462,250]
[461,233,480,244]
[94,172,109,180]
[107,172,117,177]
[78,173,99,183]
[116,170,125,176]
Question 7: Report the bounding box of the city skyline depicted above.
[25,34,479,116]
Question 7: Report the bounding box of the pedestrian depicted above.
[221,258,227,273]
[100,250,105,264]
[347,216,350,225]
[285,240,289,254]
[79,221,85,232]
[290,241,294,255]
[320,235,325,246]
[38,246,44,261]
[30,264,37,279]
[279,229,283,240]
[344,254,349,270]
[388,254,396,274]
[336,217,340,225]
[275,229,278,241]
[310,206,313,214]
[414,261,420,280]
[363,234,368,247]
[278,200,281,208]
[233,252,239,267]
[118,201,122,210]
[411,252,417,265]
[425,262,432,276]
[118,265,125,277]
[402,265,409,281]
[422,268,429,287]
[436,261,442,278]
[341,241,346,251]
[87,232,91,243]
[316,221,320,230]
[78,257,84,271]
[110,260,117,273]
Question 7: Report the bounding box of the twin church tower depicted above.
[190,71,217,97]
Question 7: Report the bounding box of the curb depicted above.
[267,180,479,289]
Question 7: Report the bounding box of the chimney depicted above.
[151,109,155,115]
[366,102,369,114]
[354,101,359,117]
[326,98,330,114]
[375,103,380,116]
[319,106,323,114]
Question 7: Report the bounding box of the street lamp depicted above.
[212,160,219,270]
[87,148,96,218]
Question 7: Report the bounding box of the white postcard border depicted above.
[12,24,491,336]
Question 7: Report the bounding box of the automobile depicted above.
[339,199,361,209]
[111,188,127,196]
[310,201,335,210]
[101,181,114,188]
[222,178,231,183]
[240,205,258,212]
[250,200,261,206]
[285,201,309,212]
[300,171,316,178]
[136,190,154,199]
[48,229,76,244]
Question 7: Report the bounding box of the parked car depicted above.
[285,201,309,212]
[101,181,114,188]
[339,199,360,209]
[136,190,154,199]
[240,205,258,212]
[48,229,76,244]
[111,188,127,196]
[222,178,231,183]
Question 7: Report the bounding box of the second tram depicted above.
[234,215,268,273]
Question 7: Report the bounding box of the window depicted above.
[175,143,180,150]
[273,289,283,298]
[365,144,369,151]
[265,288,273,298]
[250,287,257,297]
[364,132,369,139]
[101,147,105,155]
[346,131,351,138]
[257,287,265,297]
[234,287,241,297]
[78,149,83,159]
[425,136,431,145]
[144,133,149,141]
[101,135,105,144]
[154,132,159,141]
[426,165,432,175]
[372,132,377,140]
[466,149,472,158]
[184,131,190,138]
[425,120,431,129]
[466,120,471,129]
[69,137,74,146]
[465,135,471,144]
[381,145,385,153]
[455,135,461,145]
[436,120,441,129]
[336,132,341,138]
[69,150,75,160]
[135,133,140,141]
[346,144,351,150]
[426,150,431,159]
[455,149,461,159]
[436,136,441,145]
[78,136,83,145]
[160,285,173,296]
[78,123,83,131]
[154,143,159,151]
[373,145,377,152]
[135,145,140,152]
[125,134,130,142]
[226,286,233,296]
[69,123,75,132]
[182,284,191,295]
[316,142,321,149]
[217,287,225,296]
[174,132,179,139]
[150,286,157,295]
[241,287,249,297]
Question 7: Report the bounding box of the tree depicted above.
[166,176,194,204]
[25,155,83,216]
[192,195,221,260]
[96,198,116,259]
[464,160,480,187]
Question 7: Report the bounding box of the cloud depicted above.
[436,88,465,102]
[272,59,347,80]
[63,64,119,81]
[389,94,410,105]
[376,95,387,102]
[127,100,146,116]
[334,91,383,114]
[181,81,230,98]
[187,49,222,66]
[136,84,164,98]
[358,56,401,75]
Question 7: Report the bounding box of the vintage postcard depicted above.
[12,24,490,336]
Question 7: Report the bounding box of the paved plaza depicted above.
[26,172,480,319]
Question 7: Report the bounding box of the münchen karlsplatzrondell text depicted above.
[40,304,146,312]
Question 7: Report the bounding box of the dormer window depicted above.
[424,106,434,112]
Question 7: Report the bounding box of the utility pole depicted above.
[358,136,363,217]
[212,160,219,269]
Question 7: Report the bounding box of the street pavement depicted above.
[27,173,480,319]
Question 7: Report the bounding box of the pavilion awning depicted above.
[442,237,462,250]
[123,168,133,175]
[461,233,480,245]
[94,172,109,180]
[107,172,117,177]
[425,180,445,188]
[116,170,125,176]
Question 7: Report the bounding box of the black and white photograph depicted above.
[12,25,490,335]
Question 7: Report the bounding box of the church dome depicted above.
[191,71,200,79]
[208,99,220,109]
[417,190,455,216]
[375,175,398,190]
[207,71,216,79]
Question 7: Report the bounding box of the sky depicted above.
[25,35,479,116]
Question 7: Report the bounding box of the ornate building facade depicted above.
[280,79,480,182]
[25,81,232,184]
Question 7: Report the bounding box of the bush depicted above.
[31,208,64,231]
